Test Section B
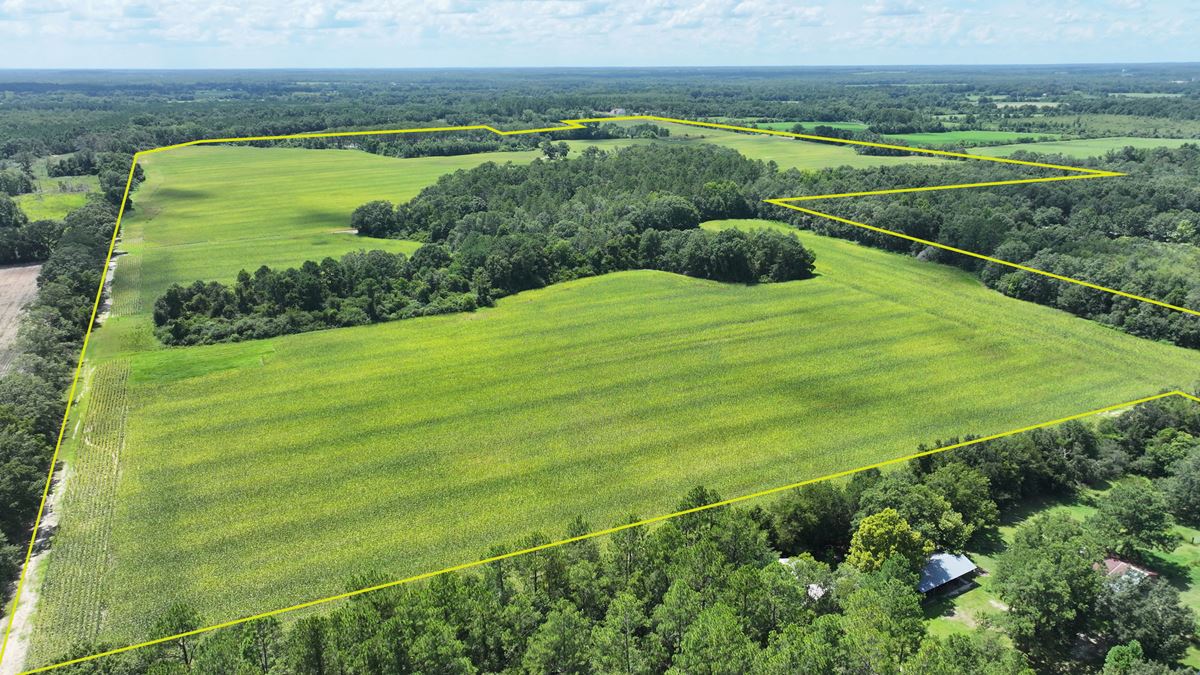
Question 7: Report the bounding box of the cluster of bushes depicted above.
[46,150,102,177]
[0,168,34,196]
[0,199,119,614]
[746,145,1200,348]
[54,393,1200,674]
[790,125,921,157]
[155,146,814,345]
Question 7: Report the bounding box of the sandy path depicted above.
[0,264,41,375]
[0,466,66,675]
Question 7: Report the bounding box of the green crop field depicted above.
[30,135,1200,666]
[117,132,936,312]
[122,146,533,303]
[751,121,870,132]
[981,136,1197,158]
[881,130,1061,147]
[612,120,943,170]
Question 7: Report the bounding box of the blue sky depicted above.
[0,0,1194,69]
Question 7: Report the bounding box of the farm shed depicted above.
[918,552,978,595]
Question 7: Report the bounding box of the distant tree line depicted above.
[745,144,1200,348]
[12,65,1198,162]
[348,121,670,159]
[154,145,815,345]
[0,199,120,616]
[49,393,1200,674]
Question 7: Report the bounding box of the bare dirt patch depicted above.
[0,264,41,375]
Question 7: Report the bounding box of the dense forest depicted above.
[0,198,120,614]
[153,145,815,345]
[3,64,1199,162]
[50,393,1200,674]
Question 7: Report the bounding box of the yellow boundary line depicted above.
[2,115,1197,674]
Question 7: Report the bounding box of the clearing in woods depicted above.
[981,136,1197,158]
[10,118,1200,672]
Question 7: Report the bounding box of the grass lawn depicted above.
[981,137,1197,159]
[28,180,1200,665]
[927,484,1200,668]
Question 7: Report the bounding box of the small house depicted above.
[1099,557,1157,589]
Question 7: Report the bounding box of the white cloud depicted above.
[0,0,1194,67]
[864,0,923,16]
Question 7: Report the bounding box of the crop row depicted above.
[30,361,130,665]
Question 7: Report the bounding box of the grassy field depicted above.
[881,130,1061,147]
[750,121,870,132]
[613,120,943,170]
[722,121,1061,148]
[29,175,1200,663]
[116,146,523,310]
[981,136,1197,158]
[926,481,1200,667]
[14,174,98,221]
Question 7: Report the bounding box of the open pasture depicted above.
[981,136,1196,158]
[880,130,1061,146]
